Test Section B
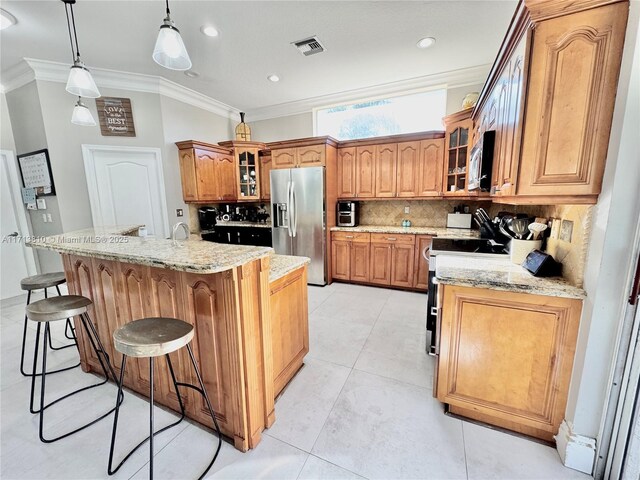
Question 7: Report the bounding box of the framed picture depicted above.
[17,148,56,196]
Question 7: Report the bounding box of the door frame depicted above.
[81,144,170,238]
[1,149,38,275]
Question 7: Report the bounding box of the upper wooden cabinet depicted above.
[218,141,267,202]
[337,132,446,199]
[176,141,237,203]
[267,137,337,170]
[259,150,272,201]
[474,0,629,204]
[442,109,473,197]
[374,144,398,197]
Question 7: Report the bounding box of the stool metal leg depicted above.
[149,357,154,480]
[54,285,78,342]
[30,314,124,443]
[108,353,188,477]
[46,287,78,352]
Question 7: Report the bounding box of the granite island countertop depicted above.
[28,225,273,274]
[330,225,480,239]
[435,254,586,299]
[269,255,310,282]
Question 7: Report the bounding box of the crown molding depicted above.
[245,64,491,122]
[2,58,240,119]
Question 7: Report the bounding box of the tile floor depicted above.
[0,283,591,479]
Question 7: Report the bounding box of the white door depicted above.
[82,145,169,238]
[1,150,37,299]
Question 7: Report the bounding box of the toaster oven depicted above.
[337,201,358,227]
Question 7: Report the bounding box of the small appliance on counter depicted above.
[522,250,563,277]
[446,213,472,229]
[468,130,495,192]
[198,207,217,231]
[337,201,358,227]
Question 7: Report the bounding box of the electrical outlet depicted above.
[560,219,574,243]
[42,213,47,223]
[176,208,184,217]
[46,214,52,223]
[404,206,410,214]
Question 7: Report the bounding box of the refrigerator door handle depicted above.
[291,181,298,237]
[286,181,293,237]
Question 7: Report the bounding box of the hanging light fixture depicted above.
[62,0,100,98]
[71,97,96,126]
[152,0,192,71]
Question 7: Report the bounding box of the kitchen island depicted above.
[29,226,309,452]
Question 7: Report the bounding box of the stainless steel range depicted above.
[426,238,508,355]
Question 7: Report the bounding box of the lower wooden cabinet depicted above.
[350,242,371,283]
[436,284,582,441]
[369,243,392,285]
[413,235,432,290]
[331,232,371,283]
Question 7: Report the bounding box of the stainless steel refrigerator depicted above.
[271,167,326,285]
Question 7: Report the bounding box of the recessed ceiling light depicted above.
[267,74,280,83]
[0,8,17,30]
[200,25,219,37]
[416,37,436,49]
[184,70,200,78]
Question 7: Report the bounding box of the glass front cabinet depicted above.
[442,108,473,196]
[219,141,267,201]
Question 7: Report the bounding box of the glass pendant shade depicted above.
[71,99,96,126]
[152,20,192,71]
[66,61,100,98]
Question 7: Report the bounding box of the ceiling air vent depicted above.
[292,36,325,56]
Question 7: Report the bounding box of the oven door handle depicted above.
[434,305,442,356]
[423,247,430,261]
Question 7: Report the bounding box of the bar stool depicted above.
[26,295,123,443]
[108,318,222,480]
[20,272,79,377]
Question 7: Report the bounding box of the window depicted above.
[315,88,446,140]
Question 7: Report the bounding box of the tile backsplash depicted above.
[358,200,492,227]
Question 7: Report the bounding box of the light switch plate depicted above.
[36,198,46,210]
[560,220,574,243]
[176,208,184,217]
[550,218,560,239]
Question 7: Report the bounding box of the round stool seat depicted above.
[20,272,66,291]
[26,295,92,323]
[114,318,194,358]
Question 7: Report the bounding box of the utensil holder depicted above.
[510,239,542,265]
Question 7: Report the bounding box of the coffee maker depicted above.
[198,207,217,231]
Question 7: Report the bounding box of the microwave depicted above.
[468,130,496,192]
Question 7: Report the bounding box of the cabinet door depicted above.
[517,2,627,198]
[369,243,392,285]
[331,240,351,281]
[413,235,432,290]
[237,148,260,200]
[178,148,198,202]
[355,146,376,198]
[272,148,297,169]
[396,142,419,197]
[215,153,238,201]
[390,244,415,288]
[417,140,444,197]
[350,241,370,283]
[337,147,356,198]
[194,149,221,201]
[297,145,325,167]
[443,119,472,196]
[437,285,582,441]
[375,143,398,197]
[260,153,272,201]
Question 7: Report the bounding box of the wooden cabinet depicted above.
[473,0,629,204]
[413,235,432,290]
[436,284,582,441]
[272,148,297,169]
[369,234,415,287]
[331,232,371,283]
[396,142,419,197]
[259,151,272,201]
[417,139,444,197]
[442,109,473,196]
[337,147,356,198]
[218,141,268,202]
[297,145,325,167]
[355,146,376,198]
[270,143,329,170]
[374,144,398,197]
[176,141,237,203]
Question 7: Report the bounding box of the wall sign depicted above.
[17,149,56,196]
[96,97,136,137]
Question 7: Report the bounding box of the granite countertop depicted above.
[269,255,310,282]
[28,225,273,274]
[435,255,586,299]
[330,225,480,239]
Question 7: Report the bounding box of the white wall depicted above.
[446,83,484,114]
[1,93,16,152]
[563,0,640,455]
[251,112,314,142]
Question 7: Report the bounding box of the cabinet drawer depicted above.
[370,233,415,245]
[332,231,370,243]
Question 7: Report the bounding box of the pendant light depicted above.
[62,0,100,98]
[152,0,192,71]
[71,97,96,126]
